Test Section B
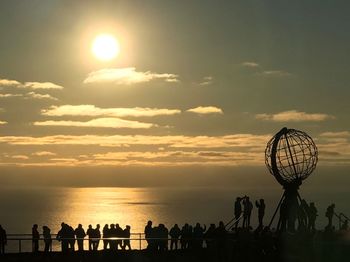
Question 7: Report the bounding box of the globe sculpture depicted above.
[265,127,318,231]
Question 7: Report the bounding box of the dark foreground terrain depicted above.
[1,243,350,262]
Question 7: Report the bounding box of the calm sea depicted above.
[0,185,348,252]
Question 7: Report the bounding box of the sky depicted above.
[0,0,349,188]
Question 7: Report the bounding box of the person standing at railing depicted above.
[0,225,7,254]
[115,224,123,250]
[57,223,70,252]
[169,224,181,250]
[74,224,86,252]
[109,224,117,251]
[234,197,242,229]
[32,224,40,252]
[326,203,335,228]
[144,221,153,250]
[42,226,52,252]
[102,224,110,250]
[193,223,206,249]
[123,225,131,250]
[86,224,94,251]
[255,199,266,228]
[92,224,101,251]
[243,197,253,228]
[308,202,318,231]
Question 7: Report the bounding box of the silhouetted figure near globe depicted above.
[32,224,40,252]
[42,226,52,252]
[255,199,265,228]
[243,197,253,228]
[326,204,335,228]
[169,224,181,250]
[74,224,86,251]
[265,127,318,232]
[0,225,7,254]
[308,202,318,231]
[67,224,75,251]
[204,224,216,249]
[234,197,242,228]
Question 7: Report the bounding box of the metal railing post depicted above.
[139,233,141,250]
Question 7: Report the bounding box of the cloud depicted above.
[23,82,63,89]
[255,110,334,122]
[33,118,155,129]
[0,121,7,125]
[319,131,350,138]
[256,70,292,77]
[32,151,56,156]
[41,105,181,117]
[11,155,29,160]
[83,67,179,84]
[187,106,223,115]
[0,78,21,87]
[0,93,23,98]
[26,92,58,101]
[0,78,63,89]
[198,76,213,86]
[241,62,259,68]
[0,133,270,148]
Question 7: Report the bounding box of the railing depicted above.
[5,233,146,253]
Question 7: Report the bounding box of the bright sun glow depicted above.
[92,34,120,61]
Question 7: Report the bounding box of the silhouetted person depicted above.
[74,224,86,251]
[214,221,227,251]
[144,221,153,250]
[115,223,123,250]
[341,220,348,231]
[234,197,242,228]
[109,224,117,251]
[299,199,309,228]
[32,224,40,252]
[180,223,190,249]
[42,226,52,252]
[204,224,216,249]
[0,225,7,254]
[123,225,131,250]
[92,224,101,251]
[86,224,94,251]
[308,202,318,231]
[102,224,110,250]
[169,224,181,250]
[67,224,75,251]
[57,223,69,252]
[156,224,168,251]
[243,197,253,228]
[255,199,265,228]
[193,223,206,249]
[326,203,335,227]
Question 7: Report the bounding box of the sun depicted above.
[92,34,120,61]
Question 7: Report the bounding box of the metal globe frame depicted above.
[265,127,318,232]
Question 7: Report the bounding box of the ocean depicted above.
[0,185,348,252]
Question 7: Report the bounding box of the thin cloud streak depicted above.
[42,105,181,117]
[33,118,155,129]
[0,78,63,89]
[84,67,179,85]
[187,106,223,115]
[256,110,334,122]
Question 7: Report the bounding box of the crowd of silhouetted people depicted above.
[0,197,349,260]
